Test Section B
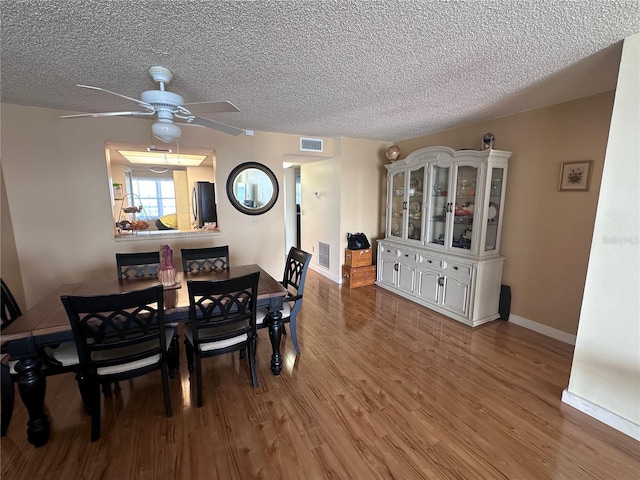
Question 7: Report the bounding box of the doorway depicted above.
[283,166,300,254]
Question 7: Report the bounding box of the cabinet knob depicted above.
[453,266,458,270]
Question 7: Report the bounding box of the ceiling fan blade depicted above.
[179,116,245,136]
[182,101,240,114]
[76,84,154,110]
[61,111,155,119]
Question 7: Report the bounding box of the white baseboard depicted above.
[562,389,640,441]
[309,264,342,284]
[508,314,576,345]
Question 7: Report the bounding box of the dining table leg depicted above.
[267,309,283,375]
[14,356,50,447]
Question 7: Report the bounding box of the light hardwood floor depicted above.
[2,270,639,479]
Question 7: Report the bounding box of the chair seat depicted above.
[184,322,249,352]
[97,354,161,376]
[256,302,292,326]
[93,329,174,376]
[43,342,80,367]
[7,360,18,376]
[8,342,79,375]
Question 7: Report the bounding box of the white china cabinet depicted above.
[377,146,511,327]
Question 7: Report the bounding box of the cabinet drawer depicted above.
[342,264,376,289]
[444,261,473,277]
[380,246,399,260]
[419,254,442,269]
[345,248,372,267]
[380,245,419,264]
[397,250,419,264]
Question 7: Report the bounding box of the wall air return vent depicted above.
[300,137,323,153]
[318,242,330,268]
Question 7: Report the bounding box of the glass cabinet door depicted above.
[451,164,478,252]
[426,164,450,247]
[389,170,405,239]
[485,167,504,252]
[406,166,425,241]
[385,149,509,261]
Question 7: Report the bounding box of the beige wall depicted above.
[301,157,343,278]
[299,137,389,281]
[396,92,615,335]
[340,138,389,248]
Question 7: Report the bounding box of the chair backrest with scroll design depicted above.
[282,247,312,300]
[181,246,230,273]
[116,251,161,279]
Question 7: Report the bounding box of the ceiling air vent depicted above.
[300,137,323,153]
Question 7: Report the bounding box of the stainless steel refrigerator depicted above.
[192,181,218,227]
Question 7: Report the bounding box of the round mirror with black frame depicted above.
[226,162,279,215]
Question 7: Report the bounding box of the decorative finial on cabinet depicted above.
[482,133,495,150]
[386,145,401,162]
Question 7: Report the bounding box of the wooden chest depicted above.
[342,264,376,289]
[344,248,373,267]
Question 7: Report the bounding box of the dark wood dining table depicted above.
[1,264,287,447]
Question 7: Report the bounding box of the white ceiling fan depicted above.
[61,66,244,142]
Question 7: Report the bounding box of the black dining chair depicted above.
[116,251,161,279]
[0,364,12,437]
[255,247,312,355]
[1,279,21,329]
[1,278,21,436]
[180,246,252,362]
[181,246,230,272]
[1,278,83,436]
[61,284,173,441]
[115,251,179,377]
[185,272,260,407]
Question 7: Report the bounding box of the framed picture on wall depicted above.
[559,160,592,191]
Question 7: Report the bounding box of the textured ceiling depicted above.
[1,1,639,142]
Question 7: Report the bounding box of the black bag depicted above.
[347,232,370,250]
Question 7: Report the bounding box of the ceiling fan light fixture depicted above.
[151,120,182,143]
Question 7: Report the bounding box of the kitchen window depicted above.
[126,170,176,220]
